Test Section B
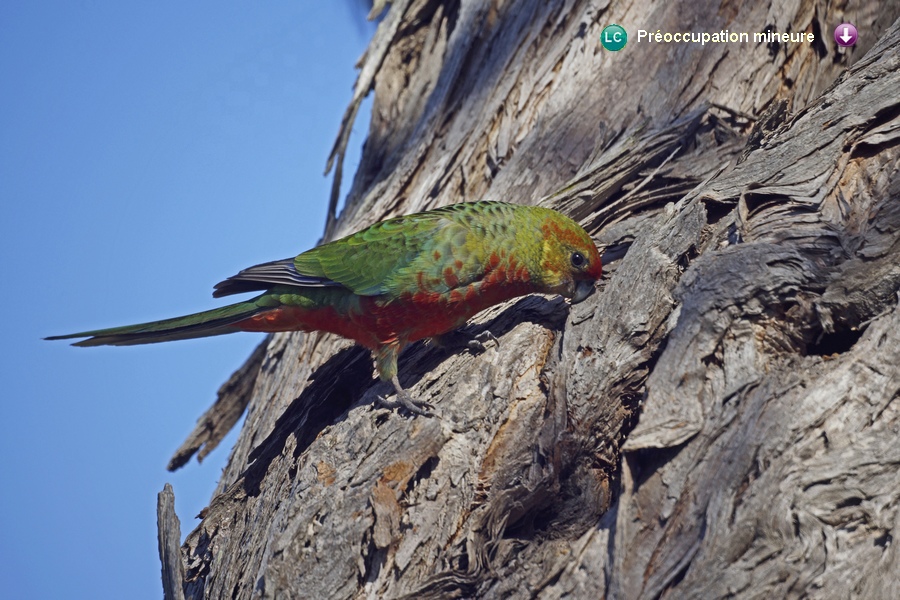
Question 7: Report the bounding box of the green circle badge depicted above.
[601,24,627,51]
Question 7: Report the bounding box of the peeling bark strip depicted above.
[157,484,186,600]
[169,2,900,598]
[169,339,269,471]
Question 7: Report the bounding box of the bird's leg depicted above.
[373,342,434,417]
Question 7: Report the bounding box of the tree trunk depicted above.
[165,2,900,598]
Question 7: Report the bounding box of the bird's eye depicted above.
[570,251,586,268]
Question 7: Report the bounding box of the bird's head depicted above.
[536,210,603,304]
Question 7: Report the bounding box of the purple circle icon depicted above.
[834,23,858,47]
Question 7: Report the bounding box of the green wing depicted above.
[293,209,462,296]
[213,202,516,299]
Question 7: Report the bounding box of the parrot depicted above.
[47,201,602,415]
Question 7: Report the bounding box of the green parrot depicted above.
[48,201,602,414]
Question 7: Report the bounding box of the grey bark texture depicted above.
[169,1,900,598]
[158,483,186,600]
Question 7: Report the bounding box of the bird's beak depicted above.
[570,279,595,304]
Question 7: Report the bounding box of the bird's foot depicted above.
[430,329,500,354]
[376,375,435,417]
[466,330,500,354]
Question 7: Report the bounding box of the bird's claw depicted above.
[377,375,435,417]
[467,330,500,354]
[377,392,434,417]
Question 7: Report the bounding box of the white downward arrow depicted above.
[840,26,853,43]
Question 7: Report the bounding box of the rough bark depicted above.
[158,483,186,600]
[168,1,900,598]
[168,339,269,471]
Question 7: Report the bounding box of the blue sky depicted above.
[0,3,372,598]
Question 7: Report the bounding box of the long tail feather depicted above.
[45,300,265,346]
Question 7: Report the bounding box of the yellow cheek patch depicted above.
[541,239,565,286]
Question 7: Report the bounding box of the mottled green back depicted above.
[292,202,548,297]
